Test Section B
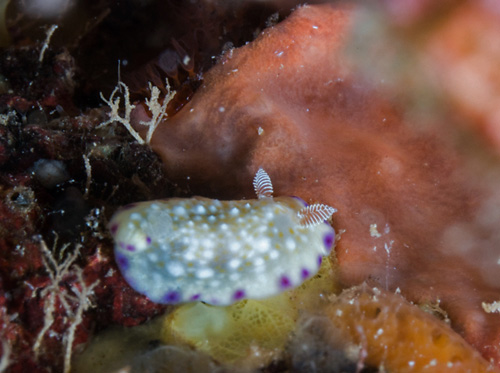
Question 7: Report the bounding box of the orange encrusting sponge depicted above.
[325,286,499,372]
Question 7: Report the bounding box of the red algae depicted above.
[134,3,500,366]
[0,119,169,371]
[0,46,168,371]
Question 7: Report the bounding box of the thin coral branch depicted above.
[33,292,56,358]
[0,309,13,373]
[33,237,99,373]
[62,268,99,373]
[98,80,175,145]
[39,24,58,63]
[141,81,175,144]
[98,82,142,143]
[82,154,92,199]
[0,339,11,373]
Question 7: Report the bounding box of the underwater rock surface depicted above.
[133,3,500,365]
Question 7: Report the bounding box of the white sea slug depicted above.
[109,169,337,306]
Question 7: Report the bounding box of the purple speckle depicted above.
[317,255,323,267]
[110,223,118,235]
[280,275,292,289]
[146,236,152,245]
[115,253,129,270]
[163,291,181,304]
[190,294,201,301]
[301,268,310,280]
[126,244,136,252]
[323,231,335,252]
[233,289,246,300]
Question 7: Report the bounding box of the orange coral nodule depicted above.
[325,286,499,372]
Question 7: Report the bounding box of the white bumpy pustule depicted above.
[109,169,336,306]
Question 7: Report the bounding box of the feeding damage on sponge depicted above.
[109,168,336,306]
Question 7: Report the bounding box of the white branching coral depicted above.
[99,80,175,144]
[33,237,99,373]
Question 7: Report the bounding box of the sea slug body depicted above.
[109,169,336,306]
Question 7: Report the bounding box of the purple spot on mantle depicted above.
[146,236,152,245]
[190,294,200,301]
[323,231,335,252]
[126,244,136,252]
[233,289,246,300]
[110,223,118,235]
[115,253,129,271]
[301,268,310,280]
[163,291,181,304]
[280,275,292,289]
[317,255,323,267]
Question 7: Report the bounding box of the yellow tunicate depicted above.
[161,256,339,368]
[292,253,340,312]
[161,293,296,367]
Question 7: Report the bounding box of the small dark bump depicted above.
[280,275,292,289]
[323,231,335,252]
[301,268,310,279]
[126,244,136,252]
[115,253,129,270]
[163,291,181,303]
[233,289,246,300]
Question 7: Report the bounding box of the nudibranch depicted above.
[109,169,336,306]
